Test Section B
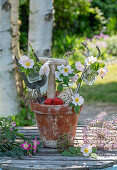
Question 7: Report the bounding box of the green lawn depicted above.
[75,63,117,104]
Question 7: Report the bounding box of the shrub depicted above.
[53,0,107,38]
[106,36,117,57]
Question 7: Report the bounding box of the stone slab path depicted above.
[79,103,117,125]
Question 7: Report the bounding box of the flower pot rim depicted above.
[30,102,83,116]
[30,102,70,108]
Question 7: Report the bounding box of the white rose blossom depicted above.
[19,55,29,65]
[55,71,63,81]
[70,74,79,82]
[85,56,97,66]
[98,67,108,78]
[39,60,51,76]
[61,65,73,76]
[72,93,84,106]
[57,65,64,72]
[81,144,92,157]
[21,58,34,69]
[75,61,84,71]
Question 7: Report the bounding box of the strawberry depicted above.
[44,98,53,105]
[53,98,64,105]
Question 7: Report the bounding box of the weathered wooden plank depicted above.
[0,160,115,170]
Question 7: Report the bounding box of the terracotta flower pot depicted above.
[30,102,82,148]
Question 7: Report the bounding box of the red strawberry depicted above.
[44,95,47,100]
[44,98,53,105]
[53,98,64,105]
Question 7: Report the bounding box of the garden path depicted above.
[79,103,117,125]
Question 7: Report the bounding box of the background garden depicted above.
[16,0,117,126]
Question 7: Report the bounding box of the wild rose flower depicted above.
[55,71,63,81]
[98,67,108,78]
[10,121,16,127]
[32,138,40,153]
[21,142,31,150]
[75,61,84,71]
[57,65,64,71]
[61,65,73,76]
[81,144,92,156]
[33,138,40,146]
[72,93,84,106]
[39,60,51,76]
[70,74,79,82]
[21,58,34,69]
[9,128,13,131]
[19,55,29,64]
[9,121,16,131]
[85,56,97,65]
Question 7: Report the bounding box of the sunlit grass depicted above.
[73,63,117,104]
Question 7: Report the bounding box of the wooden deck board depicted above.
[0,126,117,170]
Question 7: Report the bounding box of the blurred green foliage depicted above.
[91,0,117,35]
[53,0,106,38]
[53,34,117,63]
[19,0,29,51]
[19,0,117,59]
[15,101,36,127]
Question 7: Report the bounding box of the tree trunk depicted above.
[0,0,19,117]
[9,0,23,96]
[28,0,53,95]
[28,0,53,58]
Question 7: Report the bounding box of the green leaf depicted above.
[69,147,77,154]
[90,153,97,159]
[77,77,82,84]
[56,79,61,83]
[73,106,80,114]
[61,151,72,156]
[69,73,75,77]
[57,83,63,92]
[76,147,81,153]
[92,148,97,153]
[0,121,2,126]
[63,77,69,85]
[69,102,74,107]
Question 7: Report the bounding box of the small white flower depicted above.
[19,55,29,65]
[70,74,79,82]
[72,93,84,106]
[22,58,34,69]
[75,61,84,71]
[39,60,51,76]
[61,65,73,76]
[81,144,92,157]
[57,65,64,72]
[85,56,97,65]
[98,67,108,78]
[55,71,63,81]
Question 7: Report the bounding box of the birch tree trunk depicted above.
[9,0,23,96]
[28,0,53,58]
[28,0,53,95]
[9,0,20,58]
[0,0,19,117]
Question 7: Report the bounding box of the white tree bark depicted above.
[28,0,53,95]
[0,0,19,117]
[9,0,23,96]
[9,0,20,57]
[28,0,53,58]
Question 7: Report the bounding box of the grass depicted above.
[74,63,117,104]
